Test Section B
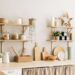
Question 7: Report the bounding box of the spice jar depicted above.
[29,18,36,25]
[16,18,23,25]
[12,33,19,40]
[2,32,9,40]
[20,34,26,40]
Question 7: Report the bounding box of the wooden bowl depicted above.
[48,55,57,60]
[0,18,8,24]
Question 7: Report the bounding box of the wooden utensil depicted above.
[10,46,19,56]
[20,48,26,56]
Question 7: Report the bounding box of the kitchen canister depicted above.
[2,52,10,63]
[12,33,19,40]
[29,18,36,25]
[2,32,9,40]
[16,18,23,25]
[20,34,26,40]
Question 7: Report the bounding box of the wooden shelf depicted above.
[0,23,30,27]
[47,40,72,42]
[48,26,75,29]
[0,40,28,42]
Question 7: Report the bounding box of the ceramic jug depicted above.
[2,52,10,63]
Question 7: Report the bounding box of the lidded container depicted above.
[2,32,9,40]
[20,34,26,40]
[29,18,36,25]
[16,18,23,25]
[12,33,19,40]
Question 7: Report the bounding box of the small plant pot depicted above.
[54,36,58,40]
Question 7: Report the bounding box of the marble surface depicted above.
[0,60,75,70]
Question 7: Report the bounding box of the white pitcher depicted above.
[2,52,10,63]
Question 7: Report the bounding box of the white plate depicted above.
[57,51,65,60]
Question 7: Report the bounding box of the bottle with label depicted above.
[33,42,41,61]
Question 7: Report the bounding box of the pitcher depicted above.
[2,52,10,63]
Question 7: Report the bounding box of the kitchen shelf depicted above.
[47,24,73,60]
[48,26,75,29]
[0,21,31,56]
[0,40,28,42]
[0,23,30,27]
[47,40,72,42]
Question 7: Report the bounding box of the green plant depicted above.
[53,31,60,36]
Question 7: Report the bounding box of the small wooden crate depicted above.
[14,56,33,62]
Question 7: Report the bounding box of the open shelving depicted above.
[47,25,73,60]
[0,23,30,53]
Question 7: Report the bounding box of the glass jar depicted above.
[20,34,26,40]
[2,32,9,40]
[12,33,19,40]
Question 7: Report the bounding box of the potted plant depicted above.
[53,31,60,40]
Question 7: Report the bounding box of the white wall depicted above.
[0,0,75,60]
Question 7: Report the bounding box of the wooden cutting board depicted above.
[53,47,64,56]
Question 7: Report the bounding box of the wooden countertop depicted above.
[0,60,75,70]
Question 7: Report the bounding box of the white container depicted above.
[20,34,26,40]
[2,52,10,63]
[16,18,22,25]
[51,17,56,27]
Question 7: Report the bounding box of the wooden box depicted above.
[14,56,33,62]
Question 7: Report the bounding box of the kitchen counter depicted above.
[0,60,75,70]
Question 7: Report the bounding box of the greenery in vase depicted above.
[53,31,61,36]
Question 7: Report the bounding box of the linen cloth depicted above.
[23,66,75,75]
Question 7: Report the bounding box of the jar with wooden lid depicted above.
[29,18,36,25]
[2,32,9,40]
[20,34,26,40]
[12,33,19,40]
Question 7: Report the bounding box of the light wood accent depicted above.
[0,40,28,42]
[47,40,72,42]
[14,56,33,62]
[48,26,75,29]
[0,23,30,26]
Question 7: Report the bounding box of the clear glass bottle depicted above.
[29,24,36,41]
